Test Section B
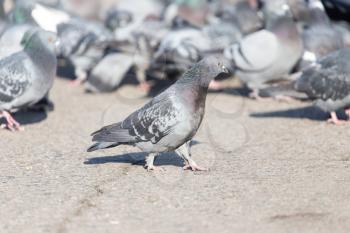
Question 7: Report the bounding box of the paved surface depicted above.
[1,78,350,233]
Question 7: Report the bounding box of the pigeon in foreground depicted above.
[0,29,58,131]
[87,56,230,171]
[295,48,350,125]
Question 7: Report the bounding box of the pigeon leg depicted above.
[0,111,23,131]
[145,153,163,171]
[71,68,87,86]
[209,80,225,91]
[328,112,346,125]
[136,68,152,92]
[345,108,350,119]
[176,142,208,171]
[249,89,262,100]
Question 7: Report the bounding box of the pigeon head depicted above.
[105,9,133,31]
[21,29,58,54]
[195,56,232,86]
[201,56,231,75]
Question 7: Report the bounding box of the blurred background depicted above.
[1,0,349,98]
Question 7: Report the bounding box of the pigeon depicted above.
[11,0,113,83]
[84,52,134,93]
[294,48,350,125]
[0,29,58,131]
[298,0,343,70]
[224,0,303,97]
[87,56,230,171]
[104,9,133,31]
[218,0,263,35]
[56,21,113,82]
[110,0,164,42]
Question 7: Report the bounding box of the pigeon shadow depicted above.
[212,86,251,97]
[84,140,201,168]
[250,106,346,121]
[1,110,48,126]
[84,152,185,168]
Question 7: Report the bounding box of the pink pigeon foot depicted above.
[183,163,208,172]
[138,81,152,92]
[145,165,164,172]
[345,108,350,119]
[69,79,84,86]
[209,80,225,91]
[0,111,23,131]
[327,112,346,125]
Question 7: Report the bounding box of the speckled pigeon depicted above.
[88,56,230,171]
[295,48,350,125]
[0,29,57,131]
[298,0,343,70]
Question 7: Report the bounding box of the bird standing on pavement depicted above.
[295,48,350,125]
[87,56,230,171]
[0,29,58,131]
[224,0,303,98]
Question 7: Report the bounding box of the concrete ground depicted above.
[1,78,350,233]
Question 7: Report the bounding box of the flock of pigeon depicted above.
[1,0,350,171]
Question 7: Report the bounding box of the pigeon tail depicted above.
[87,142,120,152]
[259,81,307,99]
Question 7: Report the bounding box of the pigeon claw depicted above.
[327,118,346,125]
[145,165,164,172]
[0,111,24,131]
[183,164,208,172]
[328,112,346,125]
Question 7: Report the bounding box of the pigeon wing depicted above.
[0,53,31,104]
[92,95,180,144]
[232,30,279,72]
[296,49,350,101]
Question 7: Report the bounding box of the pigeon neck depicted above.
[269,16,299,42]
[176,66,213,90]
[25,45,56,76]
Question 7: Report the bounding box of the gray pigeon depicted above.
[294,48,350,125]
[298,0,343,69]
[84,53,134,93]
[224,0,303,97]
[87,56,230,171]
[56,22,111,82]
[218,0,263,35]
[0,29,57,131]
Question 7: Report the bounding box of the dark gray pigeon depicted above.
[224,0,303,97]
[294,48,350,124]
[298,0,343,70]
[87,56,230,171]
[0,29,57,131]
[84,53,134,93]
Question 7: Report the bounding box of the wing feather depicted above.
[0,53,31,105]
